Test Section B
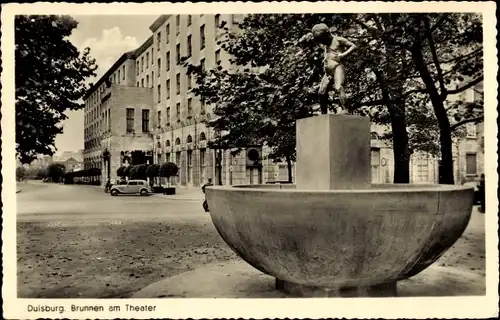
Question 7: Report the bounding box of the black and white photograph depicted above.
[1,2,498,319]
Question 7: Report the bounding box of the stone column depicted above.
[181,150,187,186]
[192,148,200,187]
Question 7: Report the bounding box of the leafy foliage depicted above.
[46,163,66,183]
[15,15,97,164]
[123,166,131,178]
[117,166,126,178]
[136,164,149,180]
[16,167,27,181]
[160,162,179,179]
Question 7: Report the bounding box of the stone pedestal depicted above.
[296,114,371,190]
[283,114,375,296]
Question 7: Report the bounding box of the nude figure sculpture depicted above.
[299,23,357,113]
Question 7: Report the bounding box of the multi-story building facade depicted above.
[83,14,484,187]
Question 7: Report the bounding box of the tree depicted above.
[123,166,131,179]
[407,13,483,184]
[136,164,149,180]
[146,164,160,186]
[160,162,179,187]
[46,163,66,183]
[16,167,27,181]
[116,166,126,179]
[129,165,139,180]
[15,15,97,164]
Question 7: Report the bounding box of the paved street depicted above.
[17,181,238,298]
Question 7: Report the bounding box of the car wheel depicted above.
[140,189,148,196]
[111,189,118,196]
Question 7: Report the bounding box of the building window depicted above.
[176,15,180,35]
[146,52,150,69]
[466,153,477,175]
[141,57,144,72]
[118,70,121,83]
[123,66,125,79]
[142,109,150,133]
[187,35,192,57]
[126,108,134,133]
[466,123,477,138]
[157,32,161,50]
[157,111,161,128]
[166,79,170,99]
[166,107,171,123]
[152,71,154,82]
[176,74,180,94]
[146,75,150,88]
[200,25,205,49]
[200,58,205,70]
[137,62,140,75]
[157,58,161,75]
[136,81,139,87]
[113,73,116,83]
[187,98,192,116]
[141,79,144,87]
[157,84,162,103]
[166,152,170,162]
[216,49,221,65]
[188,15,192,26]
[188,73,192,90]
[166,52,170,71]
[176,44,180,64]
[176,102,180,120]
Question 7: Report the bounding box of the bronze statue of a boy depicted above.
[299,23,357,113]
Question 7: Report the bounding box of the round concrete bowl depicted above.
[205,184,474,289]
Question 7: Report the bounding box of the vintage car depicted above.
[109,179,152,196]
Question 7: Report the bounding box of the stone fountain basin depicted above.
[205,184,474,289]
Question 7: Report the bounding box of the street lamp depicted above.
[103,149,111,180]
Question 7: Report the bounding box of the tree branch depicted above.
[440,47,483,65]
[446,76,483,95]
[403,87,428,98]
[427,14,451,35]
[450,116,484,131]
[413,14,451,50]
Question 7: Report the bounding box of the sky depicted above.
[53,15,158,155]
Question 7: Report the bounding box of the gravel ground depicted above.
[17,218,238,298]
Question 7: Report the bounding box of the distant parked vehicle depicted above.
[109,180,152,196]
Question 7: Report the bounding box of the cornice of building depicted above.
[133,35,154,57]
[84,34,154,101]
[149,15,170,32]
[84,50,136,100]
